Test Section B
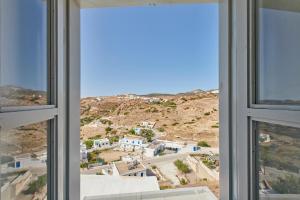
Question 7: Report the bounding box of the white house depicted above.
[93,138,110,149]
[119,135,146,151]
[144,141,165,157]
[259,133,271,143]
[140,121,156,129]
[112,160,147,177]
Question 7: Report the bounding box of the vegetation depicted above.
[172,122,179,126]
[174,160,191,174]
[80,115,101,126]
[24,174,47,194]
[87,152,107,165]
[202,159,216,169]
[180,178,188,185]
[197,141,211,147]
[109,135,120,144]
[105,127,113,133]
[272,175,300,194]
[160,185,173,190]
[204,112,211,116]
[211,124,219,128]
[80,163,88,169]
[146,107,159,113]
[140,129,155,142]
[151,165,157,169]
[129,128,136,135]
[88,135,102,140]
[158,127,165,132]
[100,119,113,125]
[163,101,177,108]
[84,140,94,149]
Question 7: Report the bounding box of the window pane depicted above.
[0,0,48,107]
[0,121,48,199]
[255,122,300,199]
[256,1,300,105]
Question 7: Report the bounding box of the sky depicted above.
[81,3,219,97]
[1,0,47,91]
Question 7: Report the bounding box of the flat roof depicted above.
[115,161,146,175]
[84,187,217,200]
[81,175,159,200]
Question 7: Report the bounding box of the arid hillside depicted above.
[80,91,219,147]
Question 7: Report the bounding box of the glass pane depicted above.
[256,122,300,199]
[256,0,300,105]
[0,121,48,199]
[0,0,48,107]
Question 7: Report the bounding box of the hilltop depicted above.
[80,90,219,147]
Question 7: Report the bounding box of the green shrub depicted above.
[158,127,165,132]
[109,136,119,144]
[105,127,112,133]
[88,135,102,140]
[197,141,211,147]
[129,129,136,135]
[163,101,177,108]
[211,124,219,128]
[204,112,210,116]
[140,129,155,142]
[151,165,157,169]
[24,174,47,194]
[85,140,94,149]
[202,160,216,169]
[80,163,88,168]
[160,185,172,190]
[272,175,300,194]
[174,160,190,174]
[180,178,188,185]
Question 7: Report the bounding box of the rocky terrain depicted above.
[80,90,219,147]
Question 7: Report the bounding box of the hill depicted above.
[80,90,219,147]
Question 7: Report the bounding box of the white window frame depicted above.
[235,0,300,200]
[66,0,233,200]
[0,0,67,199]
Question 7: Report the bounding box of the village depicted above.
[80,113,221,198]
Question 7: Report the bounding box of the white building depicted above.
[259,133,271,143]
[159,140,200,153]
[112,160,147,177]
[80,175,160,200]
[93,138,110,149]
[144,141,165,157]
[119,135,146,151]
[140,121,156,129]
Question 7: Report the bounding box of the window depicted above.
[0,0,61,199]
[255,0,300,105]
[80,3,220,199]
[254,122,300,198]
[0,0,49,108]
[0,121,48,199]
[247,1,300,200]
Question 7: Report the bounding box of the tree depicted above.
[84,140,93,149]
[140,129,155,142]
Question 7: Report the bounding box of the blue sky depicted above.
[1,0,47,91]
[81,4,219,97]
